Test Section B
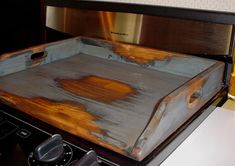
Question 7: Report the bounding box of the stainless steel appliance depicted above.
[46,7,232,56]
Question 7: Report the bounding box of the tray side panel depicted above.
[79,37,216,78]
[132,61,225,160]
[0,38,81,77]
[0,36,217,79]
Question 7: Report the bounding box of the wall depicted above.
[92,0,235,13]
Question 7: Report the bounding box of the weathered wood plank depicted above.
[0,89,126,155]
[0,38,82,77]
[132,61,225,160]
[0,37,217,78]
[56,75,136,103]
[0,37,224,160]
[112,43,189,64]
[0,52,190,159]
[80,37,216,77]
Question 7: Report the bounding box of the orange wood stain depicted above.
[229,50,235,97]
[56,75,136,103]
[230,76,235,96]
[0,90,127,155]
[229,66,235,96]
[113,43,189,64]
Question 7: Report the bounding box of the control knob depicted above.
[34,134,64,162]
[28,134,73,166]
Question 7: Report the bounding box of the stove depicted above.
[0,107,115,166]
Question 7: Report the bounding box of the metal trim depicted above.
[45,0,235,25]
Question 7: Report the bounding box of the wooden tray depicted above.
[0,37,224,161]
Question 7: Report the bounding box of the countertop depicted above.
[160,104,235,166]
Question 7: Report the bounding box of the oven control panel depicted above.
[0,109,113,166]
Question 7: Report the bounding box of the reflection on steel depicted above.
[46,6,232,55]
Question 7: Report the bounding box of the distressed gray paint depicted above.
[0,37,225,160]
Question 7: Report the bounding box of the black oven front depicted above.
[0,107,117,166]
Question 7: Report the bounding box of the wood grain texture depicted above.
[0,52,189,160]
[0,38,81,77]
[132,61,224,160]
[0,42,50,62]
[0,89,126,155]
[80,37,216,78]
[0,37,224,160]
[228,50,235,98]
[56,75,136,103]
[0,36,216,79]
[112,43,189,65]
[229,74,235,96]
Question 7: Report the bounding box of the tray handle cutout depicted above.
[31,51,47,61]
[30,51,47,61]
[187,88,202,108]
[27,49,48,67]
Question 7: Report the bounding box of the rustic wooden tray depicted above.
[0,37,224,160]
